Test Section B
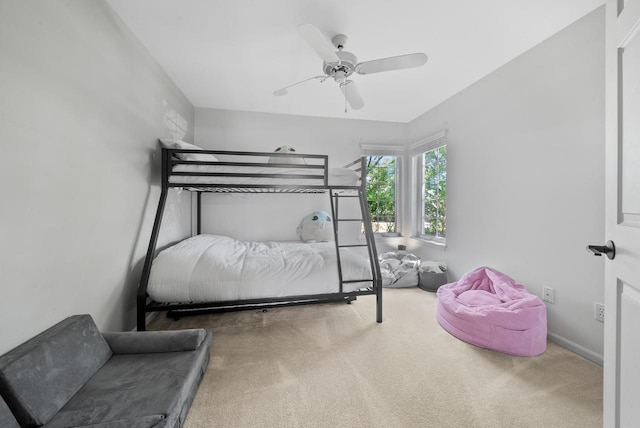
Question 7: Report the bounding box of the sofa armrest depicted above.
[102,329,208,354]
[0,394,19,428]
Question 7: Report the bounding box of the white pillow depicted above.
[159,138,218,162]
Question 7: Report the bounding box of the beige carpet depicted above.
[148,288,603,428]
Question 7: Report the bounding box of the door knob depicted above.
[587,240,616,260]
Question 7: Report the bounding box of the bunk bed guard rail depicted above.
[166,149,331,192]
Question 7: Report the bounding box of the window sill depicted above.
[411,236,447,249]
[358,233,402,242]
[360,233,402,241]
[378,232,401,238]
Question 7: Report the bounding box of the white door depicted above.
[604,1,640,426]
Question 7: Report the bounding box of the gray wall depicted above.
[407,8,605,363]
[0,0,194,354]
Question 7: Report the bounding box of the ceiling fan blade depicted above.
[356,52,428,75]
[297,23,340,64]
[273,75,327,96]
[339,80,364,110]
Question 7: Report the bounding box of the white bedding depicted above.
[170,164,360,187]
[147,234,372,303]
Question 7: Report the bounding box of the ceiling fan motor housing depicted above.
[323,50,357,81]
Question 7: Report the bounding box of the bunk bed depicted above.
[137,144,383,331]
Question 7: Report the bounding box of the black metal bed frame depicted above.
[136,148,383,330]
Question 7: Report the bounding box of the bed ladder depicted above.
[329,188,383,323]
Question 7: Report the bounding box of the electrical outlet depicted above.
[595,303,605,323]
[542,286,555,304]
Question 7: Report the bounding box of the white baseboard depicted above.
[547,332,603,367]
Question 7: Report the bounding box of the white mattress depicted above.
[169,164,360,187]
[147,234,372,303]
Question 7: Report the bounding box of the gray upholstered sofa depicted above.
[0,315,211,427]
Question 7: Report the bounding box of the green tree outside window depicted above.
[365,156,396,233]
[422,146,446,238]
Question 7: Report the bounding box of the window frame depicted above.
[410,132,447,245]
[360,144,404,237]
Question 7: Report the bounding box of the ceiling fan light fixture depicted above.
[334,70,347,84]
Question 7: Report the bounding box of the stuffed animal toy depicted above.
[296,211,334,242]
[268,145,305,164]
[275,145,296,153]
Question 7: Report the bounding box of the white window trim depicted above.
[409,130,446,155]
[411,131,447,244]
[360,144,404,237]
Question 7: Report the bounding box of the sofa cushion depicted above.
[45,331,211,428]
[0,394,19,428]
[0,315,112,426]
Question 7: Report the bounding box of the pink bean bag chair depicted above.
[436,267,547,356]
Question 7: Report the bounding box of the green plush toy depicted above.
[296,211,333,242]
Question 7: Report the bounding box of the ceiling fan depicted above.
[273,23,428,111]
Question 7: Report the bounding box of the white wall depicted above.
[0,0,194,354]
[194,108,407,249]
[407,8,605,362]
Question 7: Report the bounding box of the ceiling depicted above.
[106,0,604,123]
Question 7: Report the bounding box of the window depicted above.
[365,155,398,234]
[420,145,447,241]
